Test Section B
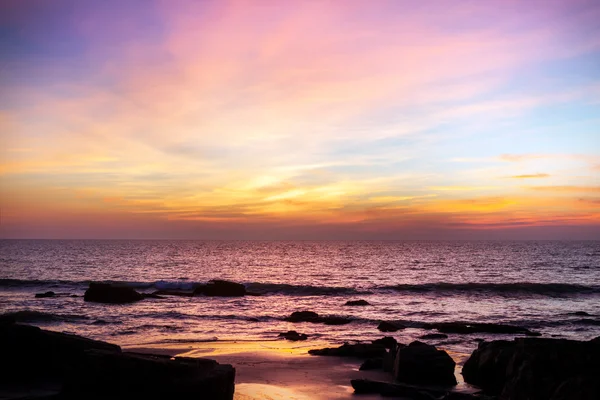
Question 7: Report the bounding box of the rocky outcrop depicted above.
[84,283,144,304]
[462,338,600,399]
[425,321,539,336]
[309,342,388,359]
[394,341,457,386]
[278,330,308,341]
[0,321,235,399]
[284,311,352,325]
[345,299,370,306]
[194,280,246,297]
[62,351,235,399]
[377,321,405,332]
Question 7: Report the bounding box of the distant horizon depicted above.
[2,0,599,239]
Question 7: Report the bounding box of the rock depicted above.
[426,321,539,336]
[420,333,449,340]
[84,283,144,304]
[351,379,444,399]
[284,311,352,325]
[0,322,121,383]
[0,322,235,400]
[372,336,398,349]
[377,321,404,332]
[278,330,308,341]
[359,358,383,370]
[320,316,352,325]
[285,311,320,322]
[462,337,600,399]
[62,351,235,399]
[571,311,591,316]
[194,280,246,297]
[309,342,387,359]
[35,291,56,298]
[394,341,457,386]
[345,299,370,306]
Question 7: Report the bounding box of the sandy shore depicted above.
[126,340,475,400]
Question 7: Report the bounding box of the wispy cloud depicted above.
[509,173,550,179]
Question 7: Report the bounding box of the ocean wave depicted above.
[381,282,600,296]
[0,278,367,296]
[245,282,368,296]
[3,278,599,298]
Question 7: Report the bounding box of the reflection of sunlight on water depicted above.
[235,383,314,400]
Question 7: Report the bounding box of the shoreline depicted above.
[125,340,478,400]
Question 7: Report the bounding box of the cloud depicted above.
[509,173,550,179]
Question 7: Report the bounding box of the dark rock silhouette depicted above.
[372,336,398,349]
[35,291,56,298]
[571,311,591,316]
[351,379,470,399]
[394,341,457,386]
[278,330,308,341]
[419,333,449,340]
[309,342,387,359]
[285,310,320,322]
[425,321,540,336]
[284,311,352,325]
[377,321,404,332]
[194,280,246,297]
[462,337,600,399]
[345,299,370,306]
[0,321,235,399]
[359,357,383,370]
[84,283,144,304]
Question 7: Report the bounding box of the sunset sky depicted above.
[1,0,599,239]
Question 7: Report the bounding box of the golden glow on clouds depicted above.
[1,0,599,238]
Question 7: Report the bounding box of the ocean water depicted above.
[1,240,599,356]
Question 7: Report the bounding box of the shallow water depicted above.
[1,240,599,355]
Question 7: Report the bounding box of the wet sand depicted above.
[126,340,399,400]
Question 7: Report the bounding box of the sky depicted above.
[1,0,599,240]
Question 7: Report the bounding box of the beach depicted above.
[126,339,476,400]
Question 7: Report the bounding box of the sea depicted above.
[1,240,599,357]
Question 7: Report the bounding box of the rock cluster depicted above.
[463,337,600,399]
[0,320,235,399]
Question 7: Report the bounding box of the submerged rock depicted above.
[345,299,370,306]
[285,311,352,325]
[426,321,540,336]
[377,321,405,332]
[462,337,600,399]
[394,341,457,386]
[84,283,144,304]
[278,330,308,341]
[35,291,56,298]
[309,342,387,359]
[420,333,449,340]
[194,280,246,297]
